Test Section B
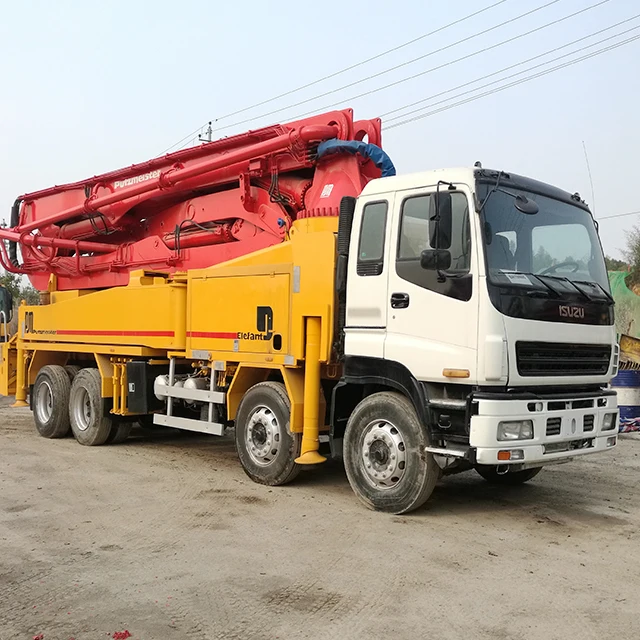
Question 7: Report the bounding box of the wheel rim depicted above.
[245,405,282,466]
[35,380,53,424]
[72,387,92,432]
[359,420,407,489]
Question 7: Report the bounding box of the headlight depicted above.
[602,413,617,431]
[497,420,534,441]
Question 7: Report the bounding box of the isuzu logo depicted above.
[559,305,585,319]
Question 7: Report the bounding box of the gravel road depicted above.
[1,397,638,640]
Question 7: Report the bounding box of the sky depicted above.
[0,0,638,259]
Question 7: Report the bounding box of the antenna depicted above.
[582,140,596,214]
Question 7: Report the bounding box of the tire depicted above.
[235,382,302,486]
[106,422,132,444]
[64,365,81,382]
[475,465,542,485]
[137,413,173,433]
[343,391,440,514]
[138,414,160,430]
[68,368,113,446]
[32,365,71,438]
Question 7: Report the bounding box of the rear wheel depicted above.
[137,414,165,431]
[64,365,81,383]
[33,365,71,438]
[69,368,113,446]
[475,465,542,485]
[106,422,132,444]
[343,392,440,514]
[235,382,302,486]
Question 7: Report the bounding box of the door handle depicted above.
[391,292,410,309]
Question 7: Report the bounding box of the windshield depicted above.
[479,188,609,292]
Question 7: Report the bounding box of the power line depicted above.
[158,0,509,155]
[212,0,573,133]
[382,15,640,120]
[385,33,640,128]
[598,210,640,221]
[220,0,609,135]
[158,124,206,156]
[213,0,510,123]
[384,21,640,124]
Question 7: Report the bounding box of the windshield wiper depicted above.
[528,274,561,298]
[494,271,561,297]
[495,271,604,302]
[536,274,592,301]
[573,279,614,303]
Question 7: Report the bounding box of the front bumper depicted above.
[469,389,618,466]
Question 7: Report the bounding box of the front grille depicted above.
[516,342,611,377]
[544,438,594,454]
[583,414,595,432]
[546,417,562,436]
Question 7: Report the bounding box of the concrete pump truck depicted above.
[0,109,619,513]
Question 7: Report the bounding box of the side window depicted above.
[398,196,430,260]
[396,191,472,301]
[357,201,388,276]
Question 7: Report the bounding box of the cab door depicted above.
[344,194,394,359]
[384,187,478,381]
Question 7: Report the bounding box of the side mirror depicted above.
[429,192,452,249]
[421,249,451,271]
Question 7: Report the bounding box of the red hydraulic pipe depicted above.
[163,222,235,249]
[17,125,338,235]
[0,228,115,253]
[58,218,109,240]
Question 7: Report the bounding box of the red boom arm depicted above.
[1,109,384,291]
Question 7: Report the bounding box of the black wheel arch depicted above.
[330,356,430,449]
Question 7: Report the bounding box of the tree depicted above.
[0,272,21,299]
[20,284,40,306]
[605,255,627,271]
[0,271,40,306]
[532,246,554,272]
[618,225,640,291]
[622,225,640,272]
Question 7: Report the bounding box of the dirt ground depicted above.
[1,396,639,640]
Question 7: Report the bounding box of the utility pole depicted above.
[199,122,213,143]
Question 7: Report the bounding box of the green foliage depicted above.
[0,271,40,306]
[605,255,628,271]
[622,225,640,272]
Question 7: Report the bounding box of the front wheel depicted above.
[475,465,542,485]
[343,392,440,514]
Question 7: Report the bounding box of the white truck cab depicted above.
[333,166,618,512]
